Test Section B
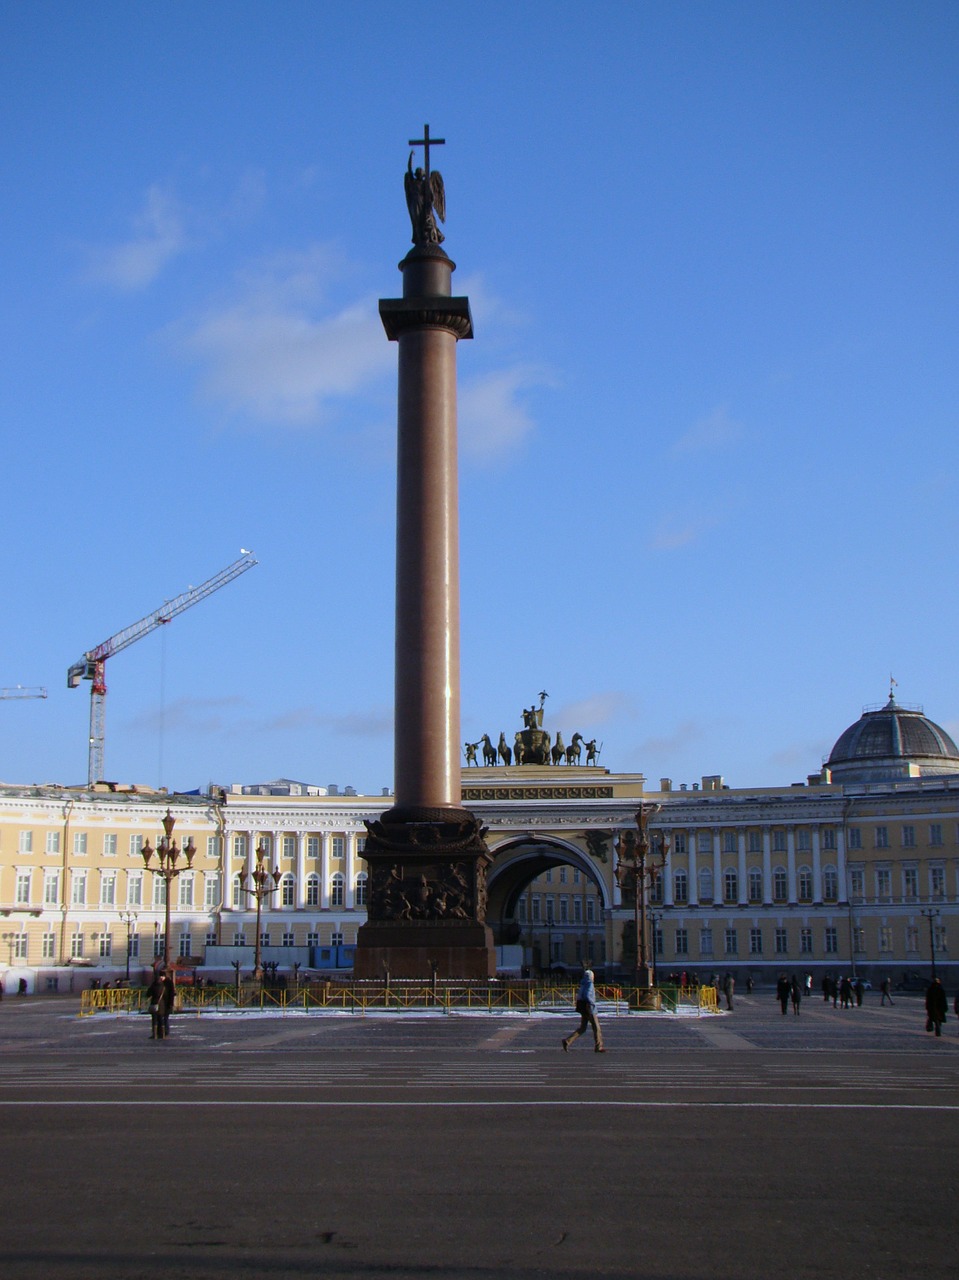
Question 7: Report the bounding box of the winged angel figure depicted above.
[404,152,446,246]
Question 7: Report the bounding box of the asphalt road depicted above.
[1,991,956,1279]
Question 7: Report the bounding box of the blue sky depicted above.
[2,1,957,793]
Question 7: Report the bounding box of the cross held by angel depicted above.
[404,125,446,246]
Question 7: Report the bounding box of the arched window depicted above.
[281,874,295,907]
[748,868,763,903]
[306,874,320,907]
[355,872,368,907]
[698,867,713,902]
[330,873,345,908]
[723,868,738,902]
[823,865,839,901]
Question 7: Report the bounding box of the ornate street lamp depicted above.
[141,810,196,971]
[615,804,669,988]
[920,907,941,981]
[119,910,138,981]
[238,841,281,981]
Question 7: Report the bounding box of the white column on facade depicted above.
[269,831,281,913]
[762,826,772,905]
[712,830,722,905]
[687,830,698,907]
[811,826,822,904]
[663,832,674,907]
[738,831,748,906]
[345,831,357,909]
[223,825,235,914]
[786,826,797,904]
[296,832,307,908]
[836,827,848,905]
[320,832,331,909]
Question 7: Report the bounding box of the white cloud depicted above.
[85,184,188,289]
[673,405,744,456]
[173,246,393,425]
[459,366,551,461]
[553,692,638,728]
[634,719,704,758]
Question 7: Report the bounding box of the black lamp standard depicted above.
[920,907,941,981]
[239,841,281,980]
[141,810,196,971]
[615,804,669,988]
[119,910,138,980]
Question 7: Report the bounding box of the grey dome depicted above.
[827,695,959,782]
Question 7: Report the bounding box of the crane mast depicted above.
[68,551,257,785]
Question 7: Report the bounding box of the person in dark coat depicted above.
[146,970,173,1040]
[776,973,790,1015]
[880,977,894,1006]
[723,972,735,1011]
[790,975,802,1016]
[925,978,947,1037]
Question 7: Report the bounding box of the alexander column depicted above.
[353,127,495,980]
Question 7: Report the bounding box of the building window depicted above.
[232,875,244,908]
[71,872,87,906]
[73,832,87,855]
[931,867,946,899]
[697,831,712,855]
[330,874,345,907]
[773,868,787,901]
[545,869,553,885]
[573,896,583,924]
[824,927,838,954]
[100,873,116,907]
[798,868,813,902]
[847,828,862,850]
[205,930,217,947]
[42,933,56,960]
[205,874,221,908]
[654,926,663,957]
[259,931,270,949]
[332,837,345,859]
[559,866,567,884]
[901,825,915,849]
[16,873,31,905]
[306,875,320,907]
[232,931,246,947]
[98,933,113,958]
[45,831,60,854]
[152,877,167,907]
[531,896,541,922]
[673,832,687,855]
[259,836,273,857]
[355,873,368,907]
[586,897,596,923]
[874,827,888,849]
[129,834,143,857]
[307,931,319,948]
[282,931,295,947]
[878,926,892,953]
[19,831,34,853]
[573,868,581,885]
[876,869,891,901]
[153,932,165,958]
[650,873,663,905]
[772,831,786,853]
[281,875,295,907]
[775,927,788,955]
[800,928,812,954]
[724,929,738,956]
[560,896,569,923]
[233,835,248,860]
[929,824,943,847]
[43,871,60,905]
[206,836,222,859]
[283,834,296,859]
[103,833,117,856]
[700,928,713,957]
[127,872,143,907]
[129,933,140,957]
[748,831,762,853]
[849,868,864,900]
[331,931,344,948]
[822,828,836,850]
[10,933,27,960]
[178,875,194,907]
[674,870,688,904]
[675,928,688,956]
[698,868,714,902]
[749,928,763,955]
[906,925,919,953]
[307,837,320,859]
[748,869,763,903]
[903,868,919,900]
[518,898,527,924]
[723,832,736,854]
[823,867,839,901]
[853,927,865,954]
[796,829,811,852]
[70,932,84,958]
[723,869,738,903]
[934,925,948,953]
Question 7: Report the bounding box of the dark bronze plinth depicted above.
[354,807,495,979]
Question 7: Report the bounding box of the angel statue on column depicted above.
[404,152,446,246]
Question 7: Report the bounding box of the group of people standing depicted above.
[821,974,867,1008]
[775,974,805,1015]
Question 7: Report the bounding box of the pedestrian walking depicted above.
[790,975,802,1016]
[854,978,864,1007]
[839,976,853,1009]
[925,977,947,1037]
[562,968,606,1053]
[723,972,735,1010]
[880,977,894,1006]
[776,973,790,1015]
[146,969,173,1041]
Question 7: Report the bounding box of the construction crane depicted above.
[68,551,257,786]
[0,686,48,700]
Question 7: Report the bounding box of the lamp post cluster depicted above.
[238,841,281,980]
[141,810,195,971]
[119,909,138,980]
[920,906,941,980]
[615,803,669,988]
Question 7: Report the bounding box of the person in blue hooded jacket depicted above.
[562,968,606,1053]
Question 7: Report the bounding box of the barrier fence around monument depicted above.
[79,981,720,1017]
